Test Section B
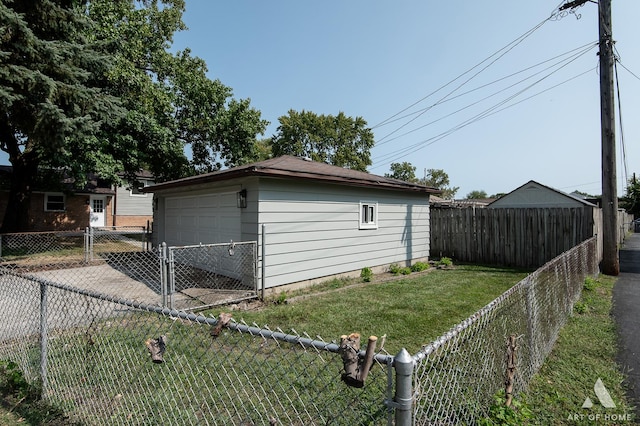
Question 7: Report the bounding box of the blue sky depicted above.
[171,0,640,198]
[4,1,638,199]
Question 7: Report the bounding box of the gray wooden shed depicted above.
[145,156,440,290]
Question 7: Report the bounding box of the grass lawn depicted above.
[522,275,636,425]
[227,264,530,355]
[1,263,632,424]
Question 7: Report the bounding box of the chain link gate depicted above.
[0,230,258,311]
[161,241,258,311]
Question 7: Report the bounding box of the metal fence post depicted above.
[83,227,89,263]
[392,348,414,425]
[261,224,266,300]
[160,242,167,307]
[167,245,175,309]
[89,227,94,262]
[39,281,49,398]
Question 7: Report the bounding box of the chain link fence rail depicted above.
[0,271,393,425]
[410,236,598,424]
[0,235,599,424]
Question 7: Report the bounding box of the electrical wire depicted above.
[373,42,597,131]
[373,43,597,148]
[371,1,569,143]
[614,59,629,193]
[616,62,640,83]
[372,57,597,168]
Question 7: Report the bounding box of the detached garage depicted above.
[146,156,440,291]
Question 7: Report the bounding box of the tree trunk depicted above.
[1,157,38,233]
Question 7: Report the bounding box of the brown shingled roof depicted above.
[146,156,441,194]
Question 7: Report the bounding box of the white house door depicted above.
[89,196,106,227]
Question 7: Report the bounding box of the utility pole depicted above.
[598,0,619,276]
[560,0,618,275]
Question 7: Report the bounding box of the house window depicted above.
[45,194,65,212]
[129,180,150,197]
[359,201,378,229]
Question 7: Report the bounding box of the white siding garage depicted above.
[164,192,241,246]
[146,156,440,291]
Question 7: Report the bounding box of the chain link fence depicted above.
[0,229,258,311]
[410,236,598,424]
[0,235,599,424]
[0,272,393,425]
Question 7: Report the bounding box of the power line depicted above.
[614,59,628,192]
[372,1,571,144]
[373,43,597,149]
[372,66,595,167]
[373,42,597,132]
[616,61,640,82]
[371,56,597,168]
[371,16,553,134]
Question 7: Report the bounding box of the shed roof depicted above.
[487,180,597,208]
[146,156,441,195]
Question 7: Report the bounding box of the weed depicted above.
[479,393,533,425]
[0,361,31,399]
[388,263,401,275]
[360,267,373,282]
[438,257,453,268]
[583,276,598,291]
[411,262,429,272]
[0,361,75,425]
[573,302,588,314]
[273,292,287,305]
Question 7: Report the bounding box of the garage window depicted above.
[359,201,378,229]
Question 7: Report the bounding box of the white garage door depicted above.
[164,192,241,246]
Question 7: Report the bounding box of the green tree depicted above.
[385,162,419,183]
[271,110,374,172]
[0,0,267,232]
[88,0,268,175]
[424,168,459,199]
[621,176,640,217]
[0,0,126,232]
[466,190,488,199]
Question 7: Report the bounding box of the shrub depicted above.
[411,262,429,272]
[438,257,453,268]
[388,263,401,275]
[361,267,373,282]
[400,267,412,275]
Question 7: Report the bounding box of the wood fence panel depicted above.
[429,207,599,268]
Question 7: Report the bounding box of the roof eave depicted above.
[145,167,440,195]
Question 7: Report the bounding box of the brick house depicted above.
[0,166,154,232]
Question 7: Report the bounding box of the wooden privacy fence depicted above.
[429,207,599,268]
